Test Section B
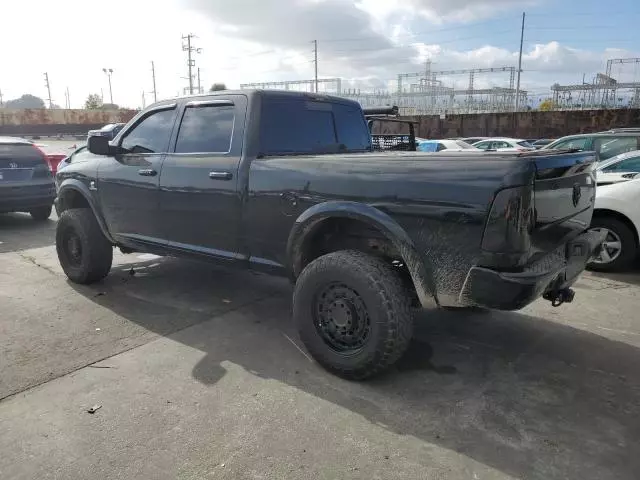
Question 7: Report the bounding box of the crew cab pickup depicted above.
[55,90,604,379]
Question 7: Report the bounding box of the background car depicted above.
[416,139,480,152]
[87,123,125,140]
[472,138,535,152]
[531,139,554,149]
[460,136,488,144]
[596,150,640,186]
[543,132,640,161]
[589,178,640,272]
[0,136,55,220]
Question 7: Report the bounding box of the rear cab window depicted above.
[259,96,371,156]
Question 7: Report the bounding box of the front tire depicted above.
[30,205,52,221]
[293,250,413,380]
[588,216,637,272]
[56,208,113,284]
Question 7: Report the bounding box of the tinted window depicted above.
[436,143,447,151]
[603,156,640,172]
[474,141,490,150]
[260,98,371,155]
[494,141,510,149]
[517,140,534,148]
[551,137,590,150]
[333,103,372,151]
[175,106,234,153]
[596,136,639,160]
[121,109,175,154]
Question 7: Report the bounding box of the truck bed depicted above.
[246,149,597,307]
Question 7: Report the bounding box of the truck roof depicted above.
[169,89,362,108]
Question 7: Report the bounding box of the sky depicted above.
[0,0,638,109]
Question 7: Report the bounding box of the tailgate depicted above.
[531,150,597,251]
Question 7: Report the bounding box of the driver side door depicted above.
[97,103,178,248]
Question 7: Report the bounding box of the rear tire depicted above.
[30,205,52,221]
[56,208,113,284]
[588,216,637,272]
[293,250,413,380]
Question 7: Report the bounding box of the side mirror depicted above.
[88,135,115,155]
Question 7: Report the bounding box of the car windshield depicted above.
[517,140,534,148]
[455,140,476,149]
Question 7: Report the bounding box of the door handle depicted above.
[138,168,157,177]
[209,171,233,180]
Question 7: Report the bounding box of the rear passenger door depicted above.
[159,95,247,259]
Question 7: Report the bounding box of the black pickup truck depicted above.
[55,90,604,379]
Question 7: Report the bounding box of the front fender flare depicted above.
[286,201,438,308]
[57,180,115,244]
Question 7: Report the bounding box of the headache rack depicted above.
[364,106,419,152]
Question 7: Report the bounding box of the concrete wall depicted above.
[0,109,138,136]
[373,109,640,139]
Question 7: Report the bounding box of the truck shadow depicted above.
[70,256,640,480]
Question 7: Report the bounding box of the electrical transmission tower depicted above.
[182,34,202,95]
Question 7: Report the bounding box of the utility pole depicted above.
[151,61,157,102]
[0,88,4,107]
[102,68,114,104]
[142,91,146,109]
[313,40,318,93]
[197,67,202,94]
[44,72,53,108]
[64,87,70,109]
[182,34,202,95]
[514,12,525,112]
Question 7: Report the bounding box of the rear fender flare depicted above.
[287,201,439,308]
[57,180,115,244]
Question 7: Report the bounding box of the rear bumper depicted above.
[0,183,56,213]
[460,230,606,310]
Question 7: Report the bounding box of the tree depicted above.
[5,94,45,109]
[210,83,227,92]
[538,99,558,111]
[100,103,120,110]
[85,94,103,110]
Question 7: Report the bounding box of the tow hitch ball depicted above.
[543,288,575,307]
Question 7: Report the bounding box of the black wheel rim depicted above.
[313,282,371,353]
[62,228,83,267]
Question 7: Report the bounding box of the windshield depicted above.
[455,140,476,149]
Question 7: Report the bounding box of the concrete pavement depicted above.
[1,212,639,479]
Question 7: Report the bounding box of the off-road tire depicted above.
[56,208,113,284]
[30,205,52,221]
[293,250,414,380]
[588,216,637,272]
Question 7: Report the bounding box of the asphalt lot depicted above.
[1,212,640,479]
